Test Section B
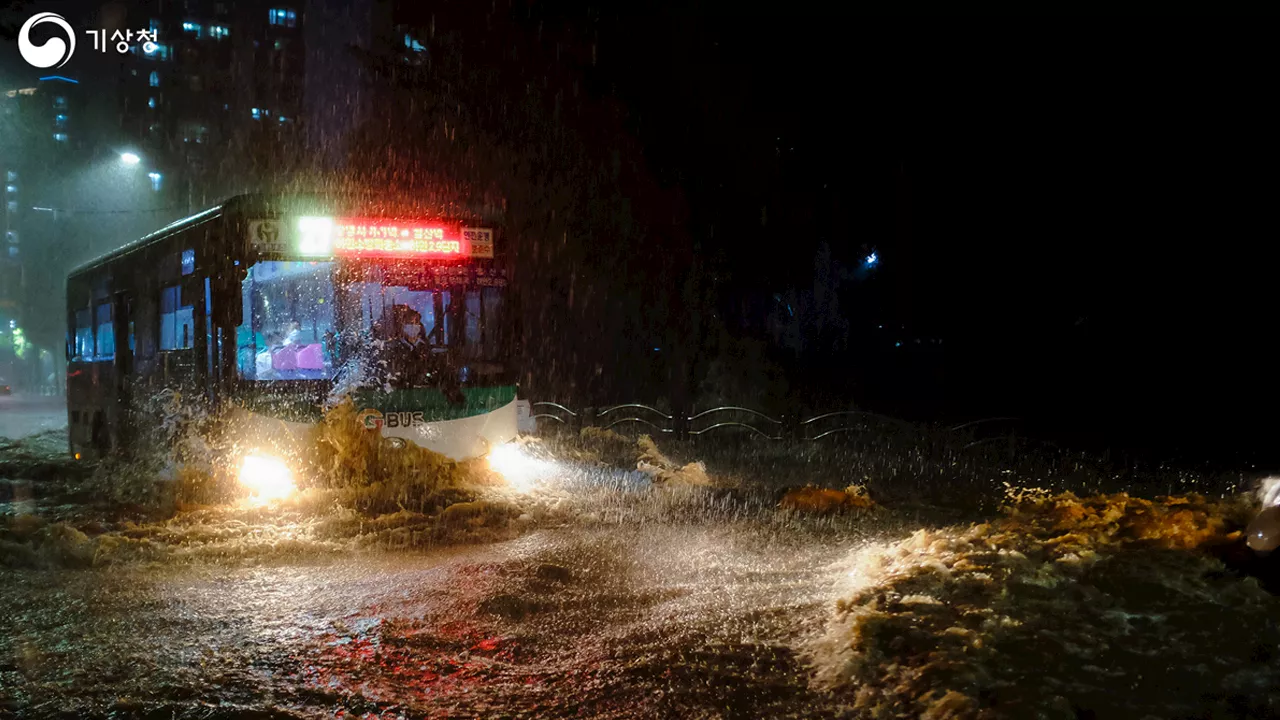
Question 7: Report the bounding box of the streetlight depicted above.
[119,152,141,166]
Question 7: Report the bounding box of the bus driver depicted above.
[388,304,432,386]
[387,304,466,405]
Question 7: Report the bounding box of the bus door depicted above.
[200,274,231,400]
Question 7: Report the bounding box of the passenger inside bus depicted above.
[254,331,284,380]
[236,261,337,380]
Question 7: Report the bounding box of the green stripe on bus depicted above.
[352,385,517,420]
[239,385,517,424]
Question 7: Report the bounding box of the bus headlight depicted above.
[238,452,296,504]
[487,443,554,493]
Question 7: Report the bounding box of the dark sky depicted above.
[581,10,1278,458]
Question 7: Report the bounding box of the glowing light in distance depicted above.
[119,152,141,165]
[487,443,555,493]
[238,452,296,504]
[297,216,334,257]
[865,252,878,267]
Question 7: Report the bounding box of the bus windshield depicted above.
[236,261,338,381]
[235,260,506,384]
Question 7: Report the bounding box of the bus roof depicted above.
[67,192,504,279]
[68,203,225,279]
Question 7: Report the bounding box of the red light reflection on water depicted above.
[294,614,542,713]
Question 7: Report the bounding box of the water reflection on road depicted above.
[2,521,873,718]
[0,395,66,440]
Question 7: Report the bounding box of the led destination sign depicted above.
[249,217,494,259]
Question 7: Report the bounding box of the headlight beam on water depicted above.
[238,452,296,504]
[487,443,556,492]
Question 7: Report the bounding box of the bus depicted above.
[65,193,518,473]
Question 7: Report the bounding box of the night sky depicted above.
[584,11,1278,460]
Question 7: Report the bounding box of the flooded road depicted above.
[5,426,1272,718]
[1,520,879,718]
[0,396,66,441]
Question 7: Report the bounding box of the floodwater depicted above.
[1,521,873,718]
[8,420,1268,719]
[0,395,66,440]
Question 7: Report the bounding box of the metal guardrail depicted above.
[532,402,578,416]
[597,404,672,419]
[688,422,781,440]
[531,401,1028,446]
[688,406,781,424]
[603,417,673,433]
[530,401,576,424]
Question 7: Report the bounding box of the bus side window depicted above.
[482,287,503,349]
[159,284,194,350]
[442,290,454,345]
[94,301,115,360]
[73,308,93,361]
[463,291,481,356]
[132,288,157,362]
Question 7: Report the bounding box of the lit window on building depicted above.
[150,18,160,33]
[181,249,195,275]
[210,25,229,39]
[5,231,17,244]
[54,113,67,127]
[278,115,289,123]
[7,247,16,259]
[53,132,68,142]
[268,8,297,27]
[149,172,163,192]
[5,185,15,194]
[181,124,209,143]
[53,96,66,108]
[5,171,16,182]
[150,71,160,87]
[251,107,261,120]
[6,201,16,213]
[145,44,170,60]
[404,34,425,52]
[182,21,203,37]
[148,97,156,109]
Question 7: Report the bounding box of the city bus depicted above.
[65,193,517,472]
